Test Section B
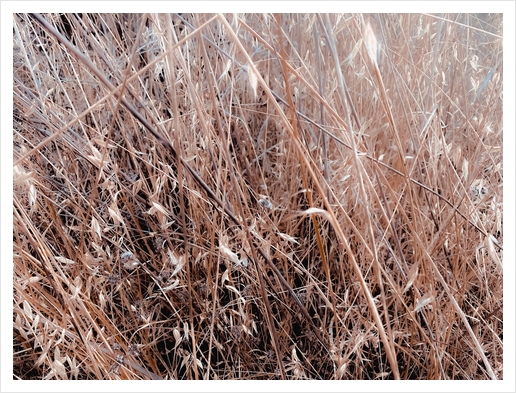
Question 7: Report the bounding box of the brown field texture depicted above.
[13,13,503,380]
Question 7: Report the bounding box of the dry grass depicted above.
[13,13,503,380]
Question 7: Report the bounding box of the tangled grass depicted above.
[13,13,502,380]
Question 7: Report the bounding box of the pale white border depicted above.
[2,2,514,392]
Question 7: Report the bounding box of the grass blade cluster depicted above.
[13,13,502,380]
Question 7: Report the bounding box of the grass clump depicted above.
[13,13,502,380]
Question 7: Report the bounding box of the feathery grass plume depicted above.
[13,13,502,380]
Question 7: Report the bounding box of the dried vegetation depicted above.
[13,13,503,380]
